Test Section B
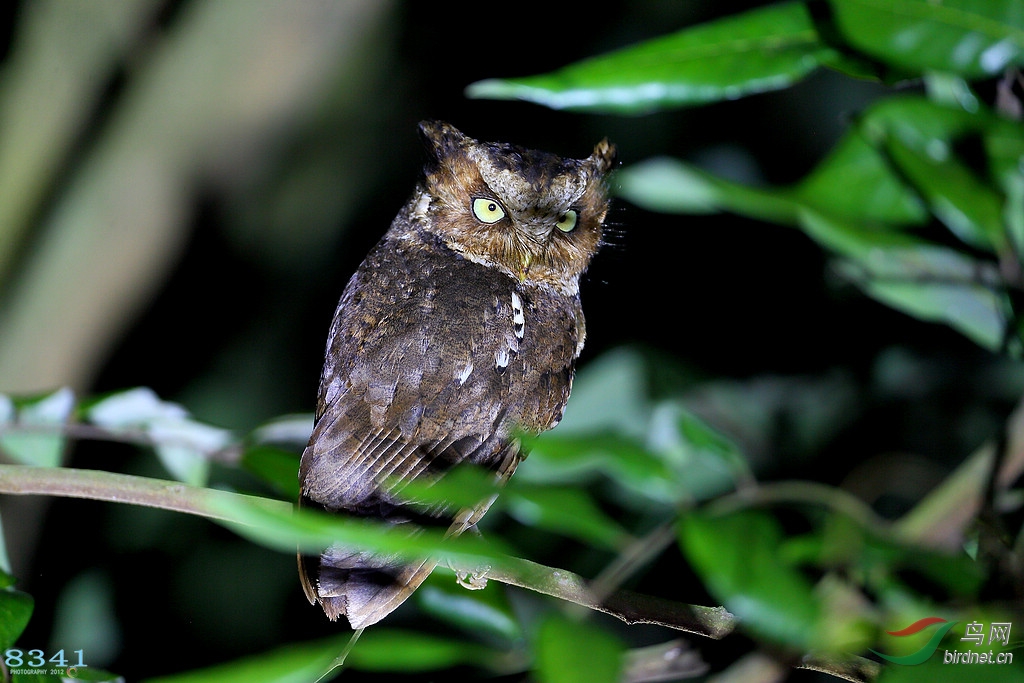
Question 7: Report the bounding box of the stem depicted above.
[0,464,288,520]
[0,464,880,681]
[0,464,729,637]
[480,556,736,639]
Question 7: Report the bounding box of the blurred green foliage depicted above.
[1,1,1023,683]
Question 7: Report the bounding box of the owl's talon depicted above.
[455,569,490,591]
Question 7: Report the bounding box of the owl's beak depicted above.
[518,252,532,281]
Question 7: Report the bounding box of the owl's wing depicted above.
[299,233,579,508]
[298,239,578,627]
[299,436,522,628]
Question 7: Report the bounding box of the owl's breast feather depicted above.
[323,235,583,439]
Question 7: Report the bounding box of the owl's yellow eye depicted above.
[555,209,578,233]
[472,197,506,224]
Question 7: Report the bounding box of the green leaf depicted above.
[87,387,231,486]
[796,209,1008,351]
[792,128,928,226]
[520,432,680,505]
[0,566,15,590]
[923,71,982,112]
[417,573,523,643]
[48,570,120,674]
[615,157,799,224]
[828,0,1024,78]
[534,613,623,683]
[398,462,634,552]
[808,514,984,600]
[613,157,722,214]
[859,270,1007,352]
[467,2,834,114]
[795,207,924,261]
[678,510,821,650]
[861,93,1024,231]
[884,133,1006,251]
[240,445,300,499]
[506,486,631,551]
[0,513,12,577]
[210,494,513,569]
[647,403,751,498]
[346,629,495,672]
[825,233,1009,351]
[0,388,74,467]
[142,635,351,683]
[0,587,33,650]
[552,347,652,437]
[395,463,500,512]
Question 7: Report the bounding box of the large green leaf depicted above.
[142,635,351,683]
[855,96,1019,254]
[210,494,514,569]
[467,2,834,114]
[394,462,500,512]
[678,510,822,651]
[792,128,928,226]
[397,459,635,550]
[534,613,622,683]
[795,207,923,261]
[828,0,1024,78]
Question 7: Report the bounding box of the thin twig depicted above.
[707,479,892,534]
[588,518,678,604]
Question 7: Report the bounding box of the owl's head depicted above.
[412,121,616,293]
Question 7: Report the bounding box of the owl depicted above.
[298,121,616,628]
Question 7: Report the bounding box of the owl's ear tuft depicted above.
[589,138,617,175]
[419,121,473,173]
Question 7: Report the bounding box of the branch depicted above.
[0,464,288,520]
[0,464,881,682]
[480,556,736,639]
[0,464,730,637]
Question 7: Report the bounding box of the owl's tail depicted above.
[307,547,437,629]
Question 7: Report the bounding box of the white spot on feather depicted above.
[511,292,525,339]
[455,360,474,385]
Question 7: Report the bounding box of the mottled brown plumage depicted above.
[298,121,616,628]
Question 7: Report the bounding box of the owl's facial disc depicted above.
[415,122,613,292]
